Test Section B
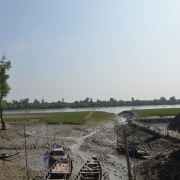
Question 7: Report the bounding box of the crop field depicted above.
[135,108,180,117]
[3,111,115,124]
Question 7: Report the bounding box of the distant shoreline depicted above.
[3,97,180,110]
[3,104,180,115]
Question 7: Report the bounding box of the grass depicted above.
[88,111,115,122]
[3,111,115,124]
[4,111,90,124]
[135,108,180,118]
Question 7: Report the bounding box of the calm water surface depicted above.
[4,104,180,114]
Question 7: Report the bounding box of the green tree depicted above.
[0,55,11,130]
[160,96,167,104]
[169,96,176,104]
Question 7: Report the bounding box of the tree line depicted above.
[3,96,180,110]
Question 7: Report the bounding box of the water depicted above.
[43,151,54,169]
[4,104,180,114]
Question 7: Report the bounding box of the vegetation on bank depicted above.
[88,111,115,122]
[4,111,115,124]
[3,96,180,110]
[135,108,180,117]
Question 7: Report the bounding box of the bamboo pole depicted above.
[123,130,132,180]
[47,124,49,145]
[24,125,29,180]
[54,126,56,143]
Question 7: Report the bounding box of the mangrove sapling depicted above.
[0,54,11,130]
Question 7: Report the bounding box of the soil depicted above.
[0,111,180,180]
[168,113,180,132]
[0,115,126,180]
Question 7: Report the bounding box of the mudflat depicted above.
[0,112,180,180]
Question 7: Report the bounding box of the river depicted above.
[4,104,180,114]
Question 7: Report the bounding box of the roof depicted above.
[52,148,64,151]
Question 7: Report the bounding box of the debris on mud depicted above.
[168,113,180,133]
[136,148,180,180]
[120,114,180,180]
[118,111,140,121]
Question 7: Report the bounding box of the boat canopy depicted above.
[51,149,65,156]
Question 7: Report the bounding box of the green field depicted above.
[3,111,115,124]
[88,111,115,122]
[135,108,180,117]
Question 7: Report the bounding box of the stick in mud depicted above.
[24,124,29,180]
[47,124,49,145]
[123,130,132,180]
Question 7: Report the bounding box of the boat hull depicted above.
[43,158,73,180]
[74,155,102,180]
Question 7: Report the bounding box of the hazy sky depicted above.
[1,0,180,102]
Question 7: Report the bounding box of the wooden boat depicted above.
[48,143,69,163]
[74,155,102,180]
[43,156,73,180]
[0,152,20,159]
[117,141,149,157]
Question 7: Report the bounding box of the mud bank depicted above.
[0,115,129,180]
[117,111,180,180]
[2,110,179,180]
[118,111,140,122]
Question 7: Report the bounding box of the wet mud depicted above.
[1,112,180,180]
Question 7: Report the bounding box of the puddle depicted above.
[43,151,54,169]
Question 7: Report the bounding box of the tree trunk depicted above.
[0,107,6,130]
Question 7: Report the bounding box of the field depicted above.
[135,108,180,117]
[3,111,115,124]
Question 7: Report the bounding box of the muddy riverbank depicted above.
[0,114,128,180]
[118,111,180,179]
[1,111,180,180]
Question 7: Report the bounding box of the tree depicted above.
[0,55,11,130]
[160,96,167,104]
[169,96,176,104]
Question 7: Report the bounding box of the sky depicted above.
[1,0,180,102]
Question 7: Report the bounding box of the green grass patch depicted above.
[88,111,115,122]
[135,108,180,118]
[3,111,90,124]
[3,111,116,124]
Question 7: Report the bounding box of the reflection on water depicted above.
[43,151,54,169]
[4,104,180,115]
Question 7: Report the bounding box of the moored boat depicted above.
[74,155,102,180]
[48,143,69,163]
[43,157,73,180]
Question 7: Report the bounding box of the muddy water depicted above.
[43,151,54,169]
